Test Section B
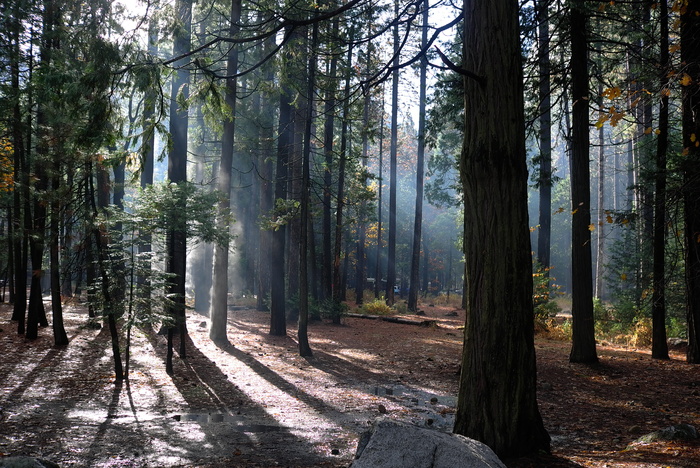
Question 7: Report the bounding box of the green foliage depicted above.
[128,181,232,247]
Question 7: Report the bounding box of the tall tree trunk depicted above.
[166,0,193,371]
[375,96,385,299]
[386,3,400,305]
[681,0,700,364]
[595,77,605,299]
[298,19,318,358]
[455,0,550,457]
[269,26,296,336]
[210,0,241,346]
[331,26,355,321]
[50,163,68,346]
[10,6,28,331]
[256,31,275,312]
[408,0,429,312]
[651,0,669,360]
[568,0,597,364]
[536,0,552,279]
[322,20,339,302]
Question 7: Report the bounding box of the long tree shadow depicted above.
[142,329,352,466]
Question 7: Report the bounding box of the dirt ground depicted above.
[0,300,699,467]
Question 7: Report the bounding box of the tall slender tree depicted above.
[408,0,429,312]
[568,0,597,364]
[681,0,700,364]
[210,0,242,346]
[166,0,193,372]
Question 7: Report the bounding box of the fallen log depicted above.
[346,313,438,327]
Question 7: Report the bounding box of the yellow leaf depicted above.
[606,215,614,224]
[644,127,653,135]
[621,273,628,281]
[622,218,630,225]
[681,73,693,86]
[655,129,661,135]
[670,44,680,53]
[661,88,671,97]
[691,133,697,142]
[572,208,579,215]
[589,224,596,231]
[696,141,699,147]
[683,147,690,156]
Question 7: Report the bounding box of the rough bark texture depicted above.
[454,0,550,458]
[681,0,700,364]
[568,0,598,364]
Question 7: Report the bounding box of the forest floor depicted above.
[0,299,699,467]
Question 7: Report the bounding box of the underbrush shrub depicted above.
[432,293,462,308]
[631,317,652,348]
[360,299,392,315]
[392,301,408,315]
[537,318,572,341]
[312,299,348,320]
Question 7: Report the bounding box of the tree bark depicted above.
[166,0,193,368]
[651,0,669,360]
[681,0,700,364]
[536,0,552,280]
[210,0,241,346]
[386,3,399,306]
[568,0,597,364]
[454,0,550,457]
[408,0,428,313]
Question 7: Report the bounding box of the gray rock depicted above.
[0,457,60,468]
[630,423,698,446]
[351,418,505,468]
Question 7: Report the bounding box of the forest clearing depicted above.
[1,300,698,468]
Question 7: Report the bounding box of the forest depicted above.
[1,0,700,466]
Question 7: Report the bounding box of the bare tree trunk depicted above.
[210,0,241,346]
[651,0,669,360]
[166,0,193,370]
[536,0,552,280]
[568,0,597,364]
[681,0,700,364]
[408,0,429,312]
[386,3,399,305]
[455,0,550,457]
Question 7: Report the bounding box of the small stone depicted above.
[430,397,439,404]
[377,404,387,414]
[331,448,340,455]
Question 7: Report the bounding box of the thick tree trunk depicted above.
[454,0,550,457]
[681,0,700,364]
[210,0,241,346]
[568,0,597,364]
